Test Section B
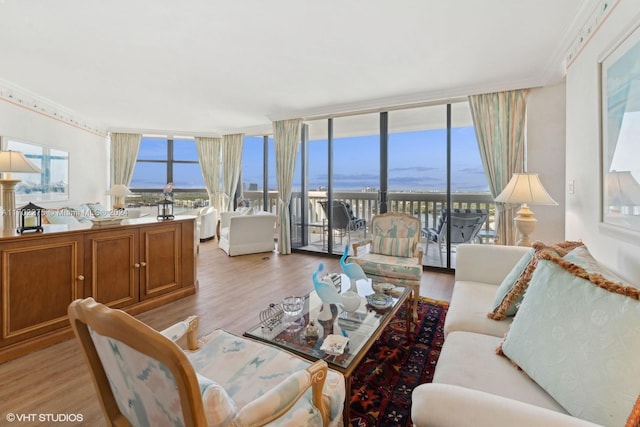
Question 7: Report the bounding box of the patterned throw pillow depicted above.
[496,252,640,426]
[371,236,414,258]
[563,245,626,284]
[489,248,535,317]
[487,240,583,320]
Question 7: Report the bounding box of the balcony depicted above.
[242,190,496,268]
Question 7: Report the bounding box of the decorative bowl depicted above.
[372,282,396,294]
[366,293,393,310]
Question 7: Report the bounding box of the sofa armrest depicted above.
[455,244,531,286]
[412,384,602,427]
[219,211,242,228]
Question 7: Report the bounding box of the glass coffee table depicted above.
[244,281,411,423]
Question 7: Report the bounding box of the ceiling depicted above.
[0,0,596,136]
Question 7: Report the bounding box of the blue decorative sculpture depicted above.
[312,263,341,305]
[339,246,368,282]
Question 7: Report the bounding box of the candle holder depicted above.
[157,198,174,220]
[18,202,44,233]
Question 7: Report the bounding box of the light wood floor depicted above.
[0,239,453,426]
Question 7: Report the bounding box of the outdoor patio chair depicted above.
[319,200,367,247]
[422,209,488,266]
[68,297,345,427]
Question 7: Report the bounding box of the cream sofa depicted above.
[412,244,639,427]
[218,210,277,256]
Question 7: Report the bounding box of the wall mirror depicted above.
[1,138,69,203]
[601,23,640,233]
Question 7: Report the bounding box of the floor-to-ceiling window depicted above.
[388,105,448,266]
[291,100,490,269]
[387,102,490,268]
[291,120,329,249]
[331,113,380,254]
[130,135,207,214]
[234,101,490,269]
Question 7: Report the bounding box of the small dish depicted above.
[372,282,396,294]
[320,334,349,355]
[366,293,393,310]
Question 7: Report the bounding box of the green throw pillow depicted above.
[499,253,640,426]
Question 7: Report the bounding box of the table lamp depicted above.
[0,150,41,230]
[606,170,640,215]
[495,173,558,246]
[107,184,133,210]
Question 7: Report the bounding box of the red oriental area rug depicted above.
[349,297,448,427]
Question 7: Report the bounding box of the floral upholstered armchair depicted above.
[68,298,345,427]
[350,212,423,320]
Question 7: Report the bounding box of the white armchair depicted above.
[197,206,217,241]
[219,211,277,256]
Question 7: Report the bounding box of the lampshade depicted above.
[0,150,41,230]
[107,184,133,197]
[606,170,640,207]
[0,150,41,175]
[107,184,132,210]
[495,173,558,206]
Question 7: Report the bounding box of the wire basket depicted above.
[260,303,284,331]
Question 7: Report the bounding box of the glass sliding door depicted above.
[331,113,380,255]
[242,136,266,210]
[292,101,488,270]
[292,120,328,251]
[388,105,448,267]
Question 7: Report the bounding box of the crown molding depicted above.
[564,0,620,70]
[0,79,107,137]
[108,123,273,138]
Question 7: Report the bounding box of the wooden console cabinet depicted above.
[0,216,197,363]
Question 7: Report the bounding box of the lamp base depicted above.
[0,178,20,231]
[514,203,537,247]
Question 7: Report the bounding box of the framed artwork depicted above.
[600,22,640,234]
[3,138,69,203]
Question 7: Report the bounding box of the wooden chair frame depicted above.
[68,298,331,427]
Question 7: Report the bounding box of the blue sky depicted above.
[243,127,489,192]
[131,127,490,193]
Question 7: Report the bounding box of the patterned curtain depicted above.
[469,89,528,246]
[195,136,222,212]
[221,133,244,212]
[110,132,141,186]
[273,119,301,254]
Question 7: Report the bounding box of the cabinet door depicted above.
[139,223,181,300]
[85,228,139,308]
[0,235,83,349]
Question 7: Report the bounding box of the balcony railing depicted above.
[241,190,495,236]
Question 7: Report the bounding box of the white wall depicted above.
[0,100,108,211]
[565,0,640,283]
[527,82,566,244]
